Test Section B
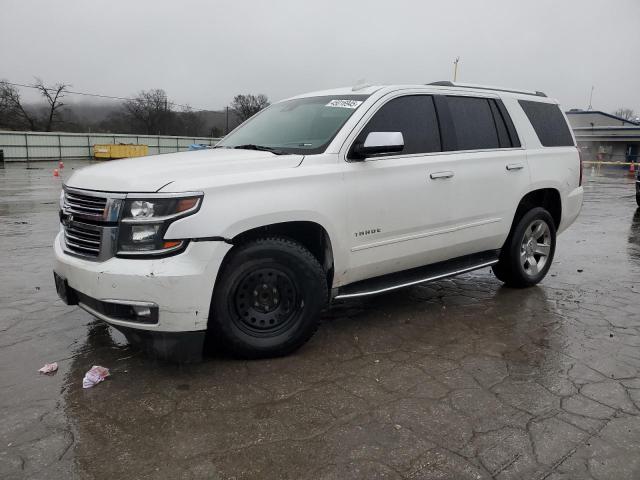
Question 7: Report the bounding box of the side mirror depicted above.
[351,132,404,160]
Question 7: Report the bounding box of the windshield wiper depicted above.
[232,144,286,155]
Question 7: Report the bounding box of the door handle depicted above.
[430,171,454,179]
[506,163,524,171]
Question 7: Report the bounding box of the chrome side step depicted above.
[334,250,499,300]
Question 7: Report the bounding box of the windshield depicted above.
[217,95,369,155]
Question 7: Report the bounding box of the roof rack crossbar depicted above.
[428,81,547,98]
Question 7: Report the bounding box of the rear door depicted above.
[437,94,529,254]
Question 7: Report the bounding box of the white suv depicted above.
[53,82,584,361]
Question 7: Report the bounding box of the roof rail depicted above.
[428,81,547,98]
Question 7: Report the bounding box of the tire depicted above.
[492,207,556,288]
[636,193,640,207]
[209,236,327,358]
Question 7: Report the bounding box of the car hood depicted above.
[65,149,304,193]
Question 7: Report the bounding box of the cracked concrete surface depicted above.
[1,161,639,479]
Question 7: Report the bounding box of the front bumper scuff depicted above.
[54,232,232,358]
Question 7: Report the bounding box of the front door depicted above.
[343,94,458,284]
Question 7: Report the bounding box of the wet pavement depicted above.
[1,160,639,480]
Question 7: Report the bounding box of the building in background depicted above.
[566,110,640,165]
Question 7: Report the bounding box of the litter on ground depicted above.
[38,363,58,374]
[82,365,110,388]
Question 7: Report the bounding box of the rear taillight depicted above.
[578,148,583,186]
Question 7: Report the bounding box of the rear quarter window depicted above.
[518,100,574,147]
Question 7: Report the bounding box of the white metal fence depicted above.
[0,130,221,161]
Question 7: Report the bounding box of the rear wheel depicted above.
[493,207,556,288]
[209,237,327,358]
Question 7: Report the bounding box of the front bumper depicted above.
[53,231,232,333]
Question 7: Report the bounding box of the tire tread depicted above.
[492,207,556,288]
[209,236,327,358]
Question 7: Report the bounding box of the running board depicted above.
[334,250,500,300]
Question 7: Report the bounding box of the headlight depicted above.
[117,194,202,257]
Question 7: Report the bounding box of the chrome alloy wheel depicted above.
[520,219,551,276]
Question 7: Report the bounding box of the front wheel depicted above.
[492,207,557,288]
[209,237,327,358]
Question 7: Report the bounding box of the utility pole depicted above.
[225,106,229,134]
[453,57,460,82]
[587,86,594,111]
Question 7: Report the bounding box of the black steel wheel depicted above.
[232,267,300,336]
[209,237,327,358]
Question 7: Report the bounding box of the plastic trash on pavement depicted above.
[82,365,110,388]
[38,363,58,374]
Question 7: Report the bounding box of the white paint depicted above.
[56,84,584,334]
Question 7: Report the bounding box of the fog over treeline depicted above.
[0,82,242,137]
[7,99,238,137]
[55,100,239,137]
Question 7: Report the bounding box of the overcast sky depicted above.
[2,0,639,113]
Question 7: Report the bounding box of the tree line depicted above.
[0,79,270,137]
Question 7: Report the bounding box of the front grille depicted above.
[64,221,102,257]
[60,187,124,261]
[64,191,107,219]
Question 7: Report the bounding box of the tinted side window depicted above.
[355,95,441,156]
[495,99,521,148]
[489,100,512,148]
[447,96,499,150]
[519,100,574,147]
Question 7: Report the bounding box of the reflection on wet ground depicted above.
[629,209,640,261]
[1,162,639,479]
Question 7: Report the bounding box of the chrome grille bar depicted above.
[63,221,102,257]
[65,194,106,206]
[64,232,100,246]
[64,191,107,219]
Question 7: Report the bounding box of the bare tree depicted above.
[33,78,70,131]
[178,105,204,136]
[123,89,174,134]
[230,94,270,122]
[613,108,636,121]
[0,80,38,130]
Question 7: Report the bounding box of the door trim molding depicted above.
[351,217,501,252]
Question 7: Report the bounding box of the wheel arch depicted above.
[511,188,562,232]
[225,220,336,288]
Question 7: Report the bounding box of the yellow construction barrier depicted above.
[583,161,635,166]
[93,144,148,160]
[583,160,637,176]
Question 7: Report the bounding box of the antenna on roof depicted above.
[453,57,460,82]
[587,85,594,111]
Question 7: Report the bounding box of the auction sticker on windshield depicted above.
[325,99,363,109]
